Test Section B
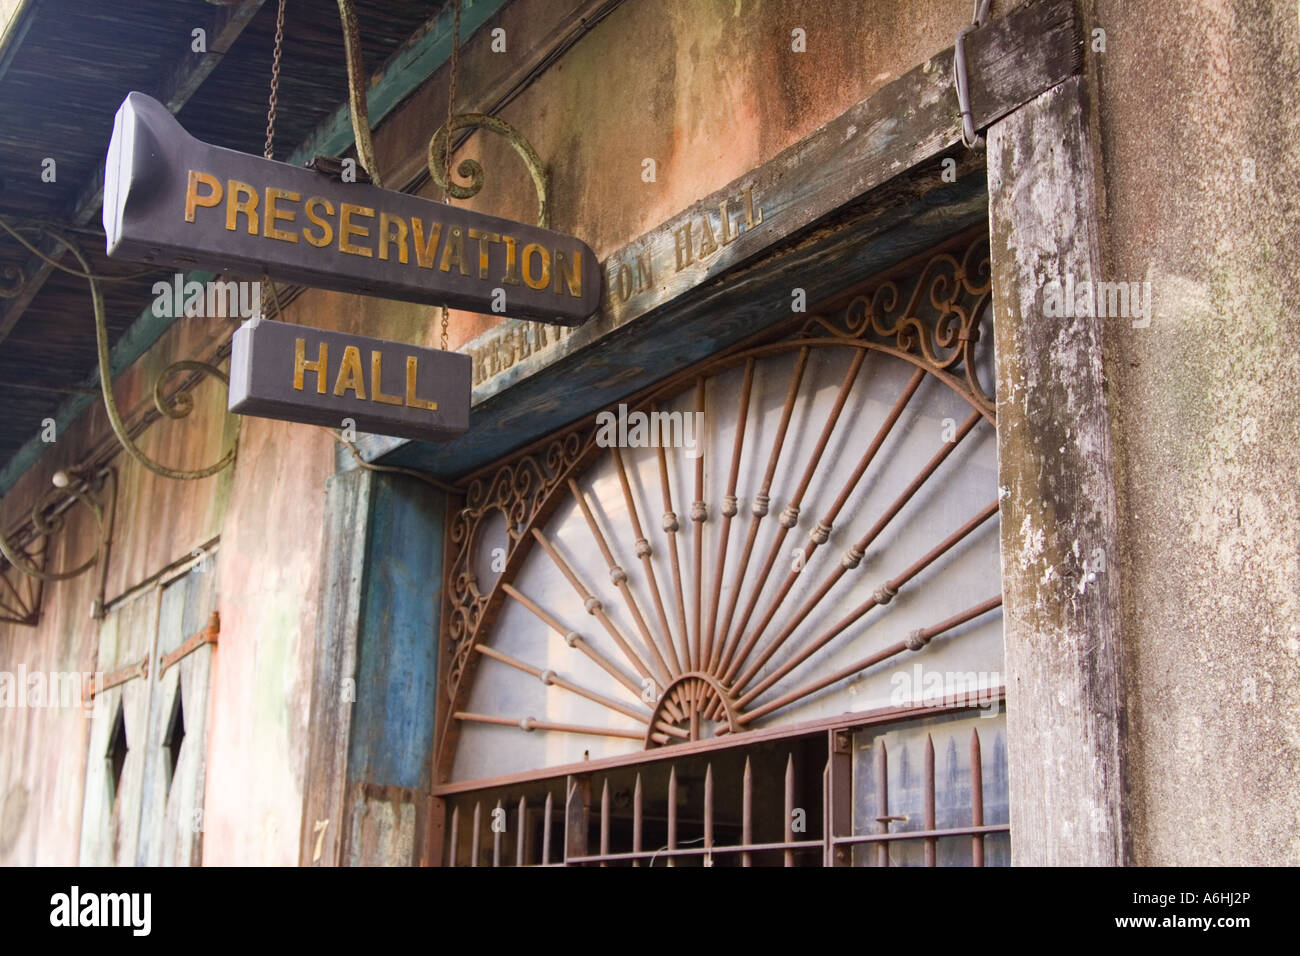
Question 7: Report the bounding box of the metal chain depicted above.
[264,0,287,160]
[440,0,461,352]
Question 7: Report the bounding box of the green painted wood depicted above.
[285,0,511,168]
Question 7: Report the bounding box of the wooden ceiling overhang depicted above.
[0,0,488,488]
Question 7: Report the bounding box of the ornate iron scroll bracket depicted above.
[428,113,550,229]
[0,466,115,626]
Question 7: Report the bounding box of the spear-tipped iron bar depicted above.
[971,728,985,867]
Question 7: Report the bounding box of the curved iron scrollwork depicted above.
[445,431,585,691]
[801,237,993,415]
[438,231,998,774]
[428,113,550,229]
[0,467,112,622]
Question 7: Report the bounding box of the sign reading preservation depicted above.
[104,92,600,326]
[227,318,471,442]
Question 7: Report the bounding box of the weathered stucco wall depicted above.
[1090,0,1300,863]
[1,0,982,865]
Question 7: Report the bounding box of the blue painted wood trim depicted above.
[346,472,446,790]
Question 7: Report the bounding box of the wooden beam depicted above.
[0,0,266,346]
[986,73,1129,865]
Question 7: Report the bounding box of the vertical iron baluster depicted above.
[667,765,678,867]
[971,728,985,867]
[517,796,527,867]
[692,376,706,670]
[542,791,553,865]
[783,753,795,867]
[704,762,714,865]
[565,775,591,867]
[827,729,851,866]
[876,742,889,868]
[742,757,753,867]
[633,773,643,868]
[600,779,611,866]
[448,805,460,867]
[924,734,936,867]
[492,798,502,867]
[471,801,481,868]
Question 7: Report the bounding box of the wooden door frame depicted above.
[302,0,1127,866]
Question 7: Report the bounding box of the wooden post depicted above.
[298,469,372,866]
[986,74,1129,865]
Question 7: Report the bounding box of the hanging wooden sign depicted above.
[103,92,600,325]
[227,318,471,441]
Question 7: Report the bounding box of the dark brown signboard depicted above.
[228,318,470,441]
[104,92,601,325]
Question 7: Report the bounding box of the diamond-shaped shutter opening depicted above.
[163,688,185,789]
[107,703,128,804]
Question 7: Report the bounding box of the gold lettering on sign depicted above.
[182,169,586,299]
[554,249,582,298]
[294,338,328,394]
[697,213,718,258]
[185,170,222,222]
[333,345,366,399]
[379,213,409,263]
[440,226,469,276]
[466,324,575,387]
[370,351,403,406]
[500,235,520,285]
[411,218,442,269]
[226,180,259,234]
[303,197,335,247]
[469,228,500,280]
[405,356,438,410]
[264,188,300,243]
[522,243,550,290]
[339,204,374,257]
